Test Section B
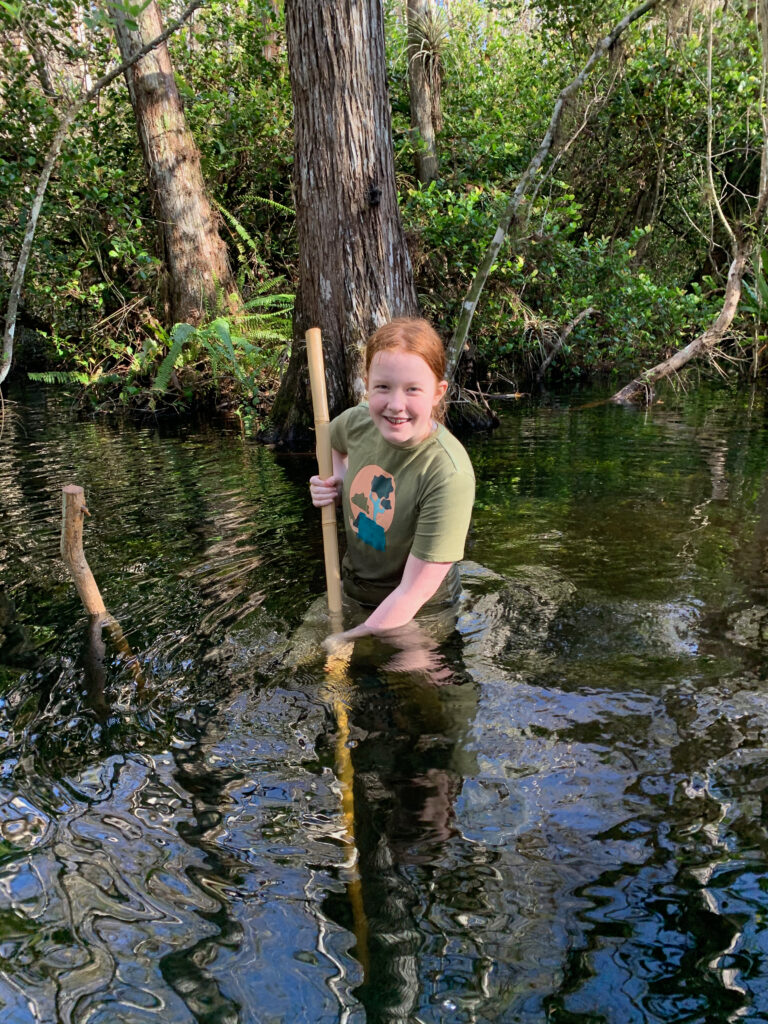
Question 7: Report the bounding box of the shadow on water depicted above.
[3,386,768,1021]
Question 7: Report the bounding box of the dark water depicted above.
[2,385,768,1023]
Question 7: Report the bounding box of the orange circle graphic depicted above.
[347,464,396,535]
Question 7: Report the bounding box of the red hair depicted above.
[365,318,448,420]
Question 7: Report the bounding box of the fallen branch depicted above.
[611,242,749,404]
[445,0,660,381]
[0,0,204,387]
[611,0,768,404]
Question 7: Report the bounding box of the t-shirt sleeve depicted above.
[329,406,353,453]
[410,467,475,563]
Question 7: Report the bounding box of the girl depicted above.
[309,318,475,640]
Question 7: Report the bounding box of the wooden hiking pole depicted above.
[306,327,343,620]
[305,327,369,976]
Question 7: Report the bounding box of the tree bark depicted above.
[407,0,439,184]
[267,0,418,447]
[110,1,238,326]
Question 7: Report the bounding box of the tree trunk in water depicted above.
[610,240,749,404]
[268,0,418,447]
[407,0,439,184]
[110,1,237,325]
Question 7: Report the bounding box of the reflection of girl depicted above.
[319,644,480,1023]
[309,319,475,643]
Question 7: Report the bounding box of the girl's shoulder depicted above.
[330,402,373,448]
[433,425,475,479]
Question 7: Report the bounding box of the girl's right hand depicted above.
[309,474,342,507]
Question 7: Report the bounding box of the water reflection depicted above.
[3,387,768,1020]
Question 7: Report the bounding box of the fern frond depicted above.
[243,293,294,309]
[246,194,295,217]
[153,323,196,392]
[233,326,290,343]
[214,200,262,256]
[211,318,239,366]
[28,370,91,385]
[247,275,288,294]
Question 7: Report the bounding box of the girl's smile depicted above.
[366,349,448,446]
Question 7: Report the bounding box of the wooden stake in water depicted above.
[60,484,107,617]
[60,483,144,689]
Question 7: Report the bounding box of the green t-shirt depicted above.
[329,404,475,606]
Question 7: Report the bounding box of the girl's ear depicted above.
[434,379,448,405]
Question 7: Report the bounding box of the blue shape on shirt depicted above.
[356,511,386,551]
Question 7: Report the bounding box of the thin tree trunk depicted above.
[0,1,203,388]
[445,0,660,381]
[110,1,238,325]
[267,0,418,447]
[407,0,439,184]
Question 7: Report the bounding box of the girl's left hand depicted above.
[323,623,370,656]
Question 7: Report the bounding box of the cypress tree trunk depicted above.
[267,0,418,447]
[110,1,238,325]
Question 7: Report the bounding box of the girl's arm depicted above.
[365,554,452,629]
[328,554,452,647]
[309,448,348,506]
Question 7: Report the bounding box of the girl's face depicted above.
[366,348,448,446]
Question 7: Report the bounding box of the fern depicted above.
[153,323,196,392]
[243,292,293,309]
[28,370,91,385]
[242,194,294,217]
[214,200,294,285]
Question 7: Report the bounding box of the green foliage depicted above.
[28,369,93,385]
[387,0,762,383]
[4,0,768,415]
[149,283,292,419]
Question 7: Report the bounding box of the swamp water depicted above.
[2,386,768,1023]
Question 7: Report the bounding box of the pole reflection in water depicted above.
[318,654,480,1023]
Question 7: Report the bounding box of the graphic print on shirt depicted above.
[348,464,396,551]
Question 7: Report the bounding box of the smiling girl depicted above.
[309,318,475,638]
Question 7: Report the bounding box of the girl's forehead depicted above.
[368,348,433,375]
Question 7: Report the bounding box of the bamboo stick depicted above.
[306,327,343,617]
[305,328,369,973]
